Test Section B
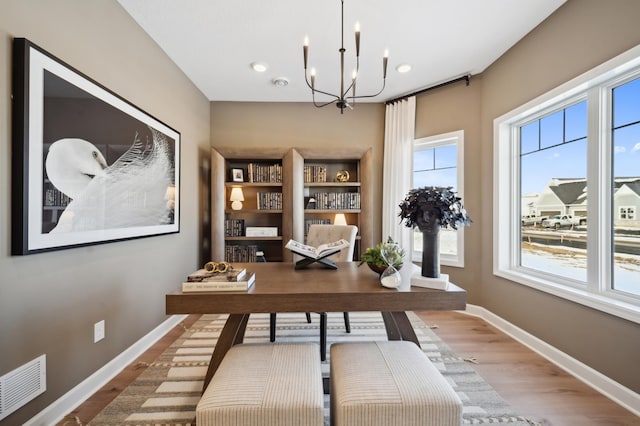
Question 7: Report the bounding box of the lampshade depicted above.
[334,213,347,226]
[229,187,244,210]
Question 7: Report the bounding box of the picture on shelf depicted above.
[231,168,244,182]
[285,238,349,259]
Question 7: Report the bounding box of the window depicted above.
[619,207,636,220]
[413,130,464,267]
[494,45,640,324]
[519,101,588,282]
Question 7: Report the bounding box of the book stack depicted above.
[304,219,331,235]
[182,268,255,292]
[247,162,282,183]
[303,165,327,183]
[225,219,245,237]
[311,192,360,210]
[225,245,258,262]
[256,192,282,210]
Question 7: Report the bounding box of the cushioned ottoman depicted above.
[330,341,462,426]
[197,343,324,426]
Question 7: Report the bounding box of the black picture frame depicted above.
[231,168,244,182]
[11,38,181,255]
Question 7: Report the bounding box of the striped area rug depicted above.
[88,312,539,425]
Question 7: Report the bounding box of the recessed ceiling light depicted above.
[396,64,412,73]
[250,62,268,72]
[272,77,289,87]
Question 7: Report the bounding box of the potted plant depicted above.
[358,237,405,275]
[398,186,471,278]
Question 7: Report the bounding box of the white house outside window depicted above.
[412,131,464,267]
[494,45,640,324]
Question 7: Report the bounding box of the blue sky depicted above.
[412,78,639,196]
[413,144,457,190]
[520,78,639,194]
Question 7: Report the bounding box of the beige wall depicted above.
[477,0,640,392]
[211,101,385,244]
[0,1,210,423]
[415,78,483,301]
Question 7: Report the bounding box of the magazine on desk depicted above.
[285,238,349,259]
[182,271,255,292]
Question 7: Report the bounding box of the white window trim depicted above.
[413,130,465,267]
[494,44,640,325]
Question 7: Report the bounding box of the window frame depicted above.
[494,44,640,325]
[412,130,465,267]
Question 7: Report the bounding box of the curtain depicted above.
[382,96,415,252]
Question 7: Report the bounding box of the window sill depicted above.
[495,268,640,325]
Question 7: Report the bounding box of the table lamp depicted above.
[334,213,347,225]
[229,187,244,210]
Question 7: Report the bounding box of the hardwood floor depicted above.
[415,311,638,426]
[59,311,638,426]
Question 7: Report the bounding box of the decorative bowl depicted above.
[366,262,403,276]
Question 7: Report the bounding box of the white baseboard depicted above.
[25,314,188,426]
[463,305,640,417]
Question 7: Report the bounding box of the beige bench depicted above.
[196,343,324,426]
[330,341,462,426]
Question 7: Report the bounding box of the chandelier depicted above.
[303,0,388,114]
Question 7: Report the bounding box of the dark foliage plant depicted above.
[398,186,471,231]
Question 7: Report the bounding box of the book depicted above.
[187,268,246,282]
[182,272,255,292]
[245,226,278,237]
[410,273,449,290]
[285,238,349,259]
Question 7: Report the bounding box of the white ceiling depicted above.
[117,0,566,103]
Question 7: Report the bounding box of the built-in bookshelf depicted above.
[211,147,372,263]
[211,148,291,262]
[299,156,365,260]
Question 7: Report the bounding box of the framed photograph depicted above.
[231,168,244,182]
[11,38,181,255]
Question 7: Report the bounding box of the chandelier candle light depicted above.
[303,0,388,113]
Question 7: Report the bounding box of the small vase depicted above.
[421,223,441,278]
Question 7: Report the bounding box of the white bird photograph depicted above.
[44,129,175,233]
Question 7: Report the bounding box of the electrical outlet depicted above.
[94,320,105,343]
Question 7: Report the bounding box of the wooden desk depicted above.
[166,262,466,391]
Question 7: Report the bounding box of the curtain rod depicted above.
[384,74,471,105]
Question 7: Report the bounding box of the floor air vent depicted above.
[0,354,46,420]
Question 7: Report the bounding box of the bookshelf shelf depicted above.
[225,236,283,241]
[304,209,362,214]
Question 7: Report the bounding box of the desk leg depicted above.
[202,313,249,394]
[381,312,402,341]
[381,312,420,347]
